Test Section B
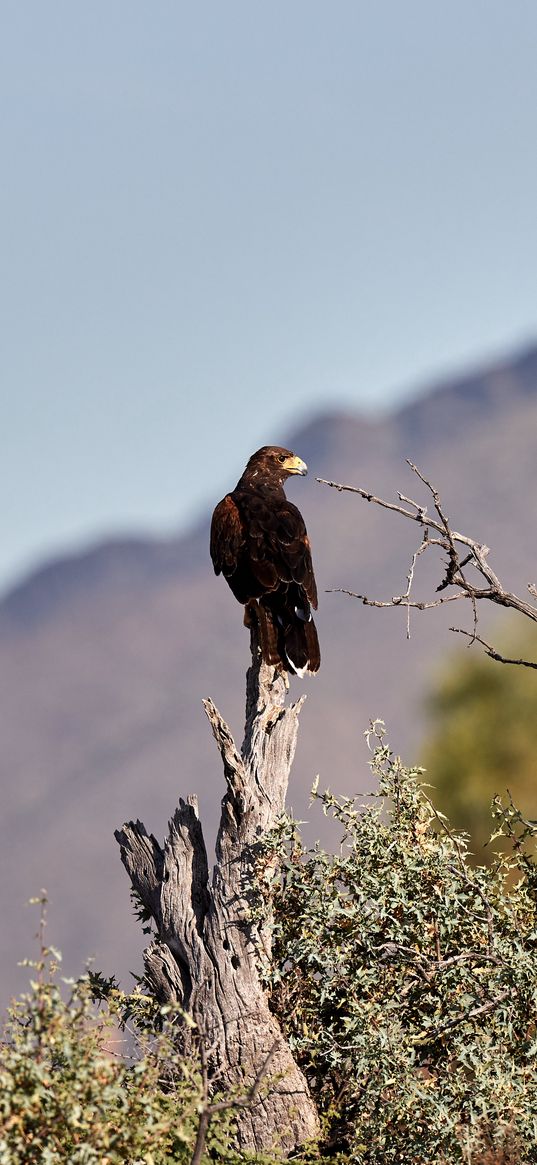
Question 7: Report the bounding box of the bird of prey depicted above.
[210,446,320,676]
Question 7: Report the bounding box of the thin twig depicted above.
[190,1040,281,1165]
[449,628,537,670]
[326,587,468,611]
[411,988,511,1046]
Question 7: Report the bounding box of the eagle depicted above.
[210,446,320,676]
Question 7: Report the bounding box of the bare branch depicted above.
[318,464,537,668]
[316,476,446,534]
[449,628,537,670]
[326,587,467,612]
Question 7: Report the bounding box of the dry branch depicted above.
[115,626,319,1156]
[318,461,537,667]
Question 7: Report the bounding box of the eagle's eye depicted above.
[278,453,286,463]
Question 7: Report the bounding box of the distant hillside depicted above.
[3,341,537,1006]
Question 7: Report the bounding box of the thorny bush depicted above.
[0,896,265,1165]
[5,727,537,1165]
[260,723,537,1164]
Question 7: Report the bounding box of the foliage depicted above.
[422,623,537,857]
[0,896,269,1165]
[7,721,537,1164]
[260,724,537,1165]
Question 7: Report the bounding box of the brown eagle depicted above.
[210,446,320,675]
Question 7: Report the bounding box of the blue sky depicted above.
[3,1,537,593]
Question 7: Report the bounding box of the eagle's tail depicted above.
[251,600,320,676]
[282,616,320,677]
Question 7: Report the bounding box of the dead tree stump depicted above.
[115,628,320,1156]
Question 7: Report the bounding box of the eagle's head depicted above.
[244,446,308,483]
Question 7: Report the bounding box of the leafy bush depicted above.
[6,727,537,1164]
[262,724,537,1164]
[0,898,262,1165]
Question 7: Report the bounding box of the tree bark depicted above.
[115,627,320,1156]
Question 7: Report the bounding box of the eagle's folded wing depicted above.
[210,494,245,577]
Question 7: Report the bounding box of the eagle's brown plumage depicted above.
[210,446,320,675]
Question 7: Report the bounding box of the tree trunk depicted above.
[115,628,320,1156]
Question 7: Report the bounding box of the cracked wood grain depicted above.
[115,625,319,1155]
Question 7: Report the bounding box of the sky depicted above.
[2,1,537,594]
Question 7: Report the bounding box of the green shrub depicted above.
[262,723,537,1164]
[6,724,537,1164]
[0,898,260,1165]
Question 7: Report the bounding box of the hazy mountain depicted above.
[3,342,537,1006]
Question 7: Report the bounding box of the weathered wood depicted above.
[115,627,320,1155]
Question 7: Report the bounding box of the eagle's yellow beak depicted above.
[283,455,308,476]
